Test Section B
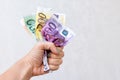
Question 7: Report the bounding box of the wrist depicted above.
[0,57,33,80]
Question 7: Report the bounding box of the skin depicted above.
[0,42,64,80]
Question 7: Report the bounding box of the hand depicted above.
[24,41,64,76]
[0,42,64,80]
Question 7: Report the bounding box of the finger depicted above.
[48,58,63,66]
[37,42,58,54]
[48,51,64,59]
[49,65,59,71]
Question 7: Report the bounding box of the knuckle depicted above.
[37,42,43,47]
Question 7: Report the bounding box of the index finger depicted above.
[38,42,58,54]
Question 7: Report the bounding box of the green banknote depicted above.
[23,15,36,36]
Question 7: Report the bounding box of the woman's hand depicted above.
[24,41,64,76]
[0,42,64,80]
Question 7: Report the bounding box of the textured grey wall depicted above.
[0,0,120,80]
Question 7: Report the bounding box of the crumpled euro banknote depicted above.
[41,16,75,47]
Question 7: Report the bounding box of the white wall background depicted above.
[0,0,120,80]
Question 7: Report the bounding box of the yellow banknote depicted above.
[35,8,66,41]
[35,10,52,41]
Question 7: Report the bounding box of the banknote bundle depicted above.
[21,7,75,72]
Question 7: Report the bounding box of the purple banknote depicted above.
[41,16,75,47]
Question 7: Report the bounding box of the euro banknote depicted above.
[21,15,36,37]
[41,16,75,47]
